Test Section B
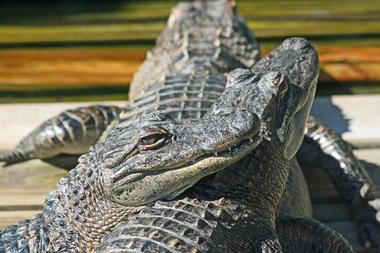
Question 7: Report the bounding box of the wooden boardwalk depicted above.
[0,95,380,252]
[0,0,379,103]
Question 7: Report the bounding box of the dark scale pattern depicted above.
[94,32,358,251]
[0,214,44,253]
[94,137,355,252]
[0,149,140,252]
[276,216,355,253]
[93,198,253,253]
[121,74,227,122]
[120,0,259,125]
[297,116,380,247]
[0,105,121,165]
[0,0,377,252]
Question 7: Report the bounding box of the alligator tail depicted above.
[277,216,354,253]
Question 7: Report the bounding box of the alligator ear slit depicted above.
[117,147,138,168]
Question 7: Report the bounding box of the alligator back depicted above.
[93,198,254,253]
[122,0,260,122]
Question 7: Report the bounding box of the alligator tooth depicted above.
[214,152,218,157]
[192,159,196,163]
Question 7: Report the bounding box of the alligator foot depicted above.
[356,197,380,249]
[253,238,282,253]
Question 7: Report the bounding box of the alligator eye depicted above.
[139,131,168,150]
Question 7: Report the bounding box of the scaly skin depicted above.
[93,126,352,252]
[0,105,121,165]
[1,0,260,163]
[0,0,378,251]
[93,202,353,253]
[0,2,266,251]
[93,35,353,252]
[0,152,142,252]
[298,116,380,248]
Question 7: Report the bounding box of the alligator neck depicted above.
[195,139,290,222]
[40,153,143,252]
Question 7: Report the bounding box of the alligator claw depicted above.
[254,239,283,253]
[356,198,380,249]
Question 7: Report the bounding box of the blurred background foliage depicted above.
[0,0,379,103]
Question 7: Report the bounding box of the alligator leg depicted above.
[0,105,121,166]
[296,116,380,248]
[276,216,354,253]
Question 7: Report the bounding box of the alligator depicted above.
[1,0,380,252]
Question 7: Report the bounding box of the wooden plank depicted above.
[317,47,380,82]
[0,50,144,86]
[310,95,380,147]
[0,159,68,229]
[0,211,41,229]
[0,101,123,149]
[0,47,378,88]
[0,159,68,208]
[0,19,379,44]
[0,95,378,150]
[355,149,380,164]
[318,47,380,63]
[0,1,378,103]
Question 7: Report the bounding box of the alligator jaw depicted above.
[113,132,262,185]
[163,132,264,199]
[110,130,262,206]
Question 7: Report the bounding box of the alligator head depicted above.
[251,37,319,159]
[90,37,318,207]
[99,79,266,205]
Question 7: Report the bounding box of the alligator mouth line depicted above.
[113,132,262,187]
